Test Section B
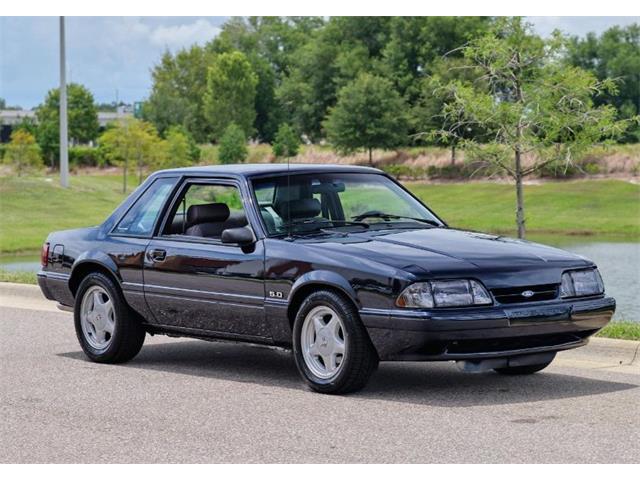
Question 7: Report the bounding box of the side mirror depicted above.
[221,226,256,246]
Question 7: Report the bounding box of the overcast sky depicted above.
[1,16,638,109]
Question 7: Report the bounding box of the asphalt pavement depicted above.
[1,283,638,463]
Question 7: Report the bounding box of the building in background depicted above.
[0,106,134,143]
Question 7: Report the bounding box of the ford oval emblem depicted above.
[521,290,535,298]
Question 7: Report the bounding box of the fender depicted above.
[69,250,122,290]
[289,270,359,307]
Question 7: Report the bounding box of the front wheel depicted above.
[293,290,378,394]
[74,272,146,363]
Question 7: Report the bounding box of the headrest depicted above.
[275,198,321,220]
[187,203,230,226]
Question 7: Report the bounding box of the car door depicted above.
[142,178,269,340]
[108,176,179,319]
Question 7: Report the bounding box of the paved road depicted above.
[1,287,639,463]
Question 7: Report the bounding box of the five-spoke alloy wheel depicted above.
[80,285,116,350]
[300,305,347,380]
[293,289,378,394]
[74,272,146,363]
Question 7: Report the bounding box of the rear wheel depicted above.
[494,356,555,375]
[293,290,378,394]
[74,272,145,363]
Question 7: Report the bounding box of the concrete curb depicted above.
[0,281,64,312]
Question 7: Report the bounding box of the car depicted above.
[37,164,616,394]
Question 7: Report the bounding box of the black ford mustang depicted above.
[38,164,615,393]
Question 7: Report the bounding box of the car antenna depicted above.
[286,154,291,240]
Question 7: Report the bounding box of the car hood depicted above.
[308,228,592,287]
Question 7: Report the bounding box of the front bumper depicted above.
[360,296,615,361]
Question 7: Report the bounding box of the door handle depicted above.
[148,249,166,262]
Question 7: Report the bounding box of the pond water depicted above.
[1,237,638,321]
[530,238,638,323]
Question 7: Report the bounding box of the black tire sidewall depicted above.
[292,290,373,393]
[74,272,131,362]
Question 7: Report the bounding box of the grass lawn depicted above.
[409,180,640,238]
[1,174,638,253]
[596,321,640,341]
[0,174,134,253]
[0,269,36,284]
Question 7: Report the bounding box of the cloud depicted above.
[2,16,637,109]
[528,16,639,38]
[148,19,222,50]
[0,17,226,108]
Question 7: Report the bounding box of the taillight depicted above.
[41,242,50,267]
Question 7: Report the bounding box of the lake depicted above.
[1,237,638,321]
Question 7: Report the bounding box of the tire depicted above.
[74,272,145,363]
[494,356,555,375]
[292,289,378,394]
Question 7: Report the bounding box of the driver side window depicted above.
[163,183,248,240]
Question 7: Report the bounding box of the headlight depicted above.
[560,268,604,298]
[396,280,492,308]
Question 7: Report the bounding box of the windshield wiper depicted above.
[281,218,369,229]
[277,218,369,238]
[352,212,442,227]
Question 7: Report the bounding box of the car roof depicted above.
[153,163,382,178]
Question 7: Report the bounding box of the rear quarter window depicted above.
[113,177,177,236]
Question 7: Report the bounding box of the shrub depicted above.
[3,129,43,175]
[68,146,104,168]
[272,123,300,158]
[159,126,197,169]
[165,125,200,163]
[218,123,247,164]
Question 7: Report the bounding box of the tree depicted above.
[35,83,99,167]
[567,24,640,142]
[143,46,216,143]
[159,126,198,170]
[3,129,43,176]
[0,98,22,110]
[414,56,490,164]
[272,123,300,158]
[434,18,634,239]
[12,115,39,138]
[324,73,408,165]
[208,17,324,141]
[164,125,200,162]
[99,119,165,192]
[382,17,493,102]
[204,51,258,141]
[218,123,248,164]
[277,17,392,141]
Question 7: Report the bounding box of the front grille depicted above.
[491,283,558,304]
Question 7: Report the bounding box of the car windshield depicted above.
[251,172,443,236]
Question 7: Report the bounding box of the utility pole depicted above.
[59,16,69,188]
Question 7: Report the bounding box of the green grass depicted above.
[0,269,37,284]
[596,321,640,341]
[0,174,638,253]
[0,174,133,253]
[407,180,640,238]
